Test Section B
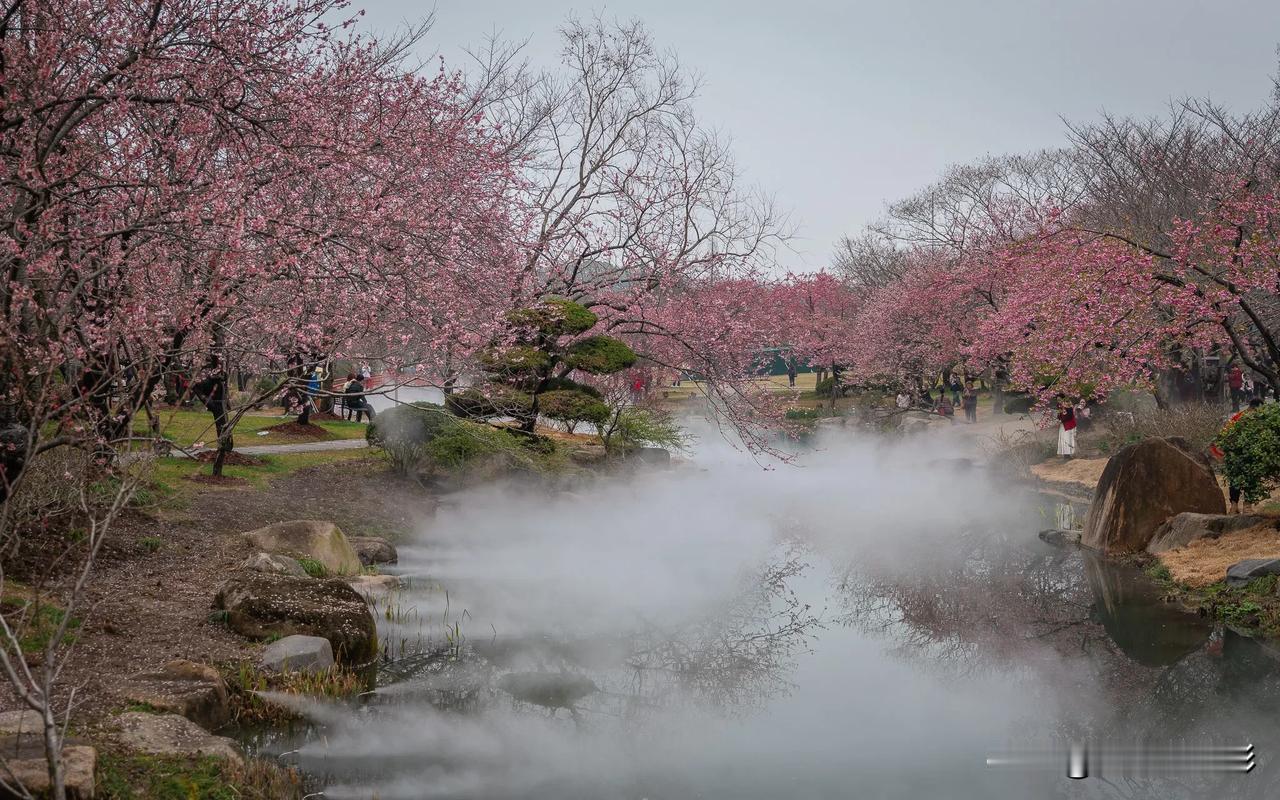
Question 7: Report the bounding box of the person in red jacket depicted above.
[1056,400,1077,459]
[1228,364,1245,412]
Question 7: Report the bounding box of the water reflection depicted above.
[237,440,1280,800]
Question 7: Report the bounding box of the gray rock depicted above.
[0,733,95,799]
[1147,513,1276,554]
[0,709,40,734]
[241,551,307,577]
[632,447,671,467]
[345,574,401,597]
[260,634,334,674]
[243,520,361,576]
[1038,528,1082,547]
[569,444,608,465]
[113,712,242,766]
[213,571,377,664]
[1225,558,1280,587]
[120,659,230,729]
[349,535,398,566]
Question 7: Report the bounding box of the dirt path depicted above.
[8,458,434,721]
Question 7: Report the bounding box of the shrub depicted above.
[1216,402,1280,502]
[1107,401,1226,455]
[605,406,691,453]
[366,402,458,474]
[477,345,553,376]
[814,377,853,398]
[444,387,534,420]
[563,335,637,374]
[506,297,599,336]
[538,389,610,426]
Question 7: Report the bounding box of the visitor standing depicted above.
[1056,400,1077,459]
[949,377,963,406]
[1228,364,1244,412]
[962,382,978,423]
[787,360,798,388]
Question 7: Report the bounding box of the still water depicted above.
[244,433,1280,799]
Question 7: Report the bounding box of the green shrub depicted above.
[563,335,637,374]
[477,345,553,376]
[444,387,534,420]
[605,406,691,453]
[813,378,841,398]
[506,298,599,336]
[1216,402,1280,503]
[539,389,610,426]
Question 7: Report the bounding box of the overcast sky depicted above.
[361,1,1280,271]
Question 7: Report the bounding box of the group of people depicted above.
[894,378,981,423]
[277,364,376,423]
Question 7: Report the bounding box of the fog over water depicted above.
[258,423,1280,799]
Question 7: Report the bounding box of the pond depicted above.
[239,431,1280,799]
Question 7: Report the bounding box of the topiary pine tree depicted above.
[447,298,635,433]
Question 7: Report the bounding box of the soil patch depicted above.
[193,451,265,466]
[1030,457,1108,489]
[1159,524,1280,587]
[265,422,332,439]
[1,457,434,722]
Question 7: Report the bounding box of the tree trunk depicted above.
[210,401,233,477]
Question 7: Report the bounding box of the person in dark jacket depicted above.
[344,376,375,423]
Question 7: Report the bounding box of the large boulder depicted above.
[113,712,241,766]
[243,520,361,576]
[259,634,334,674]
[349,536,397,566]
[1146,513,1276,554]
[213,572,377,664]
[0,734,95,799]
[119,659,230,729]
[1081,438,1226,555]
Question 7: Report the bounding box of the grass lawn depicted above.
[134,408,368,447]
[143,449,377,500]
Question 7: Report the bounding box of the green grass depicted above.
[133,408,368,447]
[98,752,303,800]
[1149,568,1280,636]
[297,557,327,578]
[146,450,376,497]
[0,586,80,654]
[138,536,163,553]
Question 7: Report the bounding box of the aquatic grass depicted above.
[223,661,366,725]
